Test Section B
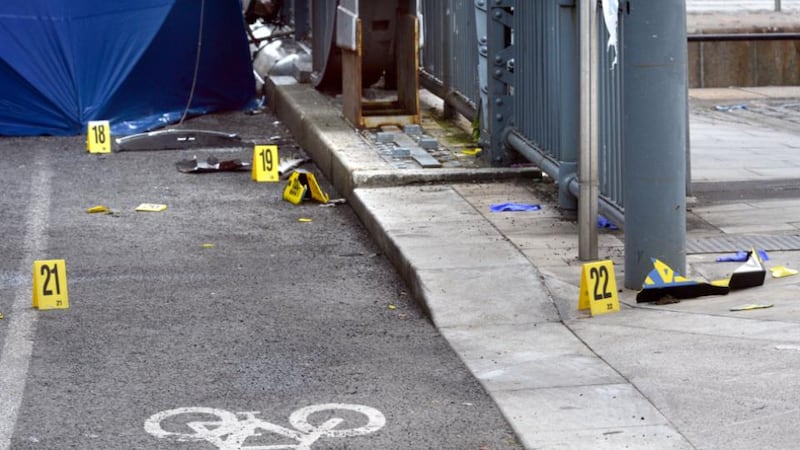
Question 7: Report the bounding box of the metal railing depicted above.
[421,0,626,215]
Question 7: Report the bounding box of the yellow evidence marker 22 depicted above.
[86,120,111,153]
[252,145,279,182]
[578,260,620,316]
[33,259,69,310]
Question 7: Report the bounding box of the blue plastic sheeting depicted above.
[0,0,255,136]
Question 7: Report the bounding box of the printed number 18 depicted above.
[92,125,106,144]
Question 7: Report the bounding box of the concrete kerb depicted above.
[266,76,691,448]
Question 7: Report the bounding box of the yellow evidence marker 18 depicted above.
[252,145,279,182]
[32,259,69,310]
[86,120,111,153]
[578,260,620,316]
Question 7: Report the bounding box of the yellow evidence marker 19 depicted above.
[86,120,111,153]
[252,145,279,182]
[578,260,620,316]
[32,259,69,310]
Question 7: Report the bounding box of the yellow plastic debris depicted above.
[0,312,4,320]
[135,203,167,212]
[771,266,799,278]
[730,304,773,312]
[461,148,482,156]
[388,304,397,310]
[86,205,110,214]
[201,243,215,249]
[298,218,313,223]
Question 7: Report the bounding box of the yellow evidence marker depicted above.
[86,120,111,153]
[252,145,279,182]
[33,259,69,310]
[578,260,620,316]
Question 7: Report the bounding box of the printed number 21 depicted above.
[589,266,612,301]
[41,263,61,296]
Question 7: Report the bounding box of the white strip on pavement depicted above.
[0,155,51,450]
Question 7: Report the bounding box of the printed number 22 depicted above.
[589,266,612,301]
[41,263,61,296]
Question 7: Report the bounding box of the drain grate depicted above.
[687,234,800,254]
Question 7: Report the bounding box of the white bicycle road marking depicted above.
[144,403,386,450]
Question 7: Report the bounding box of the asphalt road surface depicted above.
[0,111,521,449]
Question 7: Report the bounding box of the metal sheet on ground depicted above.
[0,112,521,449]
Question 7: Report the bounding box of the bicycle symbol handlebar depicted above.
[144,403,386,450]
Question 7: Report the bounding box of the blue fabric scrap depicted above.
[597,215,619,230]
[489,203,542,212]
[716,249,769,263]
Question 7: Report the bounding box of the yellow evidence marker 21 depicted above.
[578,260,620,316]
[33,259,69,310]
[86,120,111,153]
[252,145,279,182]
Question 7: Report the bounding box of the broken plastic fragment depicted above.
[135,203,167,212]
[730,304,773,312]
[461,148,482,156]
[771,265,799,278]
[489,203,541,212]
[636,258,729,303]
[201,243,215,249]
[298,218,312,223]
[176,156,250,173]
[388,304,397,310]
[86,205,111,214]
[0,311,4,319]
[727,249,767,290]
[714,104,748,112]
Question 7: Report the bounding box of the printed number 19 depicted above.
[92,125,106,144]
[260,149,273,172]
[40,263,61,296]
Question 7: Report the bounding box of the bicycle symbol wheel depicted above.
[289,403,386,438]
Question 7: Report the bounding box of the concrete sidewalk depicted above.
[267,77,800,449]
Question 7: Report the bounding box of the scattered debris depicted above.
[135,203,167,212]
[85,205,111,214]
[730,304,773,312]
[176,156,250,173]
[278,157,310,177]
[713,104,748,112]
[716,249,769,263]
[461,148,482,157]
[637,258,729,303]
[597,215,619,230]
[298,218,313,223]
[771,265,799,278]
[489,203,542,212]
[319,198,347,208]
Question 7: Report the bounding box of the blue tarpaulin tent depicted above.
[0,0,255,136]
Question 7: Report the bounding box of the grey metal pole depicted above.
[622,0,688,288]
[579,0,598,261]
[776,0,782,12]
